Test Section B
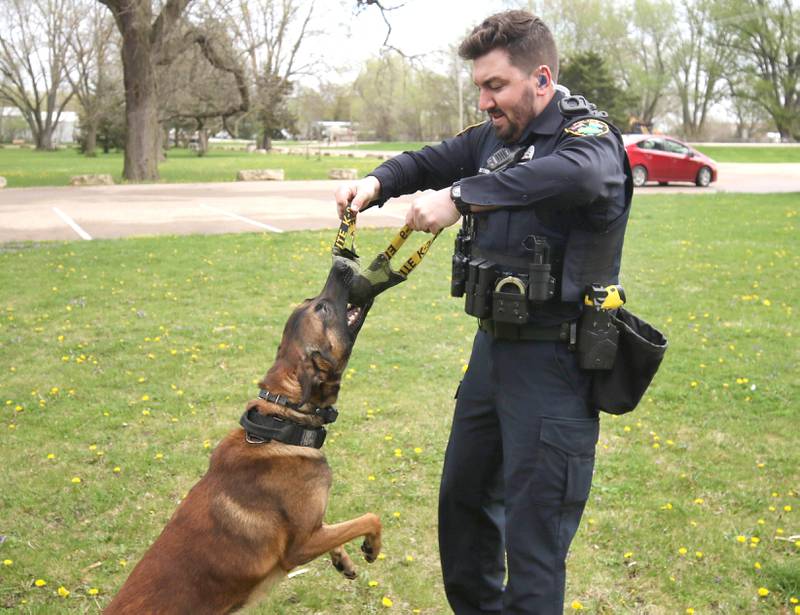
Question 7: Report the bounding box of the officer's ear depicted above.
[534,65,553,90]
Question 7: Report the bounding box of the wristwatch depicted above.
[450,182,471,216]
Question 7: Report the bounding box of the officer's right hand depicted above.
[334,176,381,219]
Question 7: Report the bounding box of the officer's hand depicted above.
[334,176,381,219]
[405,187,461,234]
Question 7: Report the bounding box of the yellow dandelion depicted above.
[686,609,695,614]
[736,535,746,543]
[392,512,401,518]
[88,588,99,596]
[394,449,402,457]
[678,547,688,556]
[381,596,393,607]
[571,600,584,610]
[377,553,386,560]
[368,475,376,481]
[142,409,151,416]
[777,528,785,535]
[758,587,769,597]
[71,477,81,484]
[414,447,423,454]
[141,394,150,401]
[693,498,704,505]
[154,453,164,460]
[47,453,55,460]
[368,580,379,587]
[624,551,633,559]
[405,555,414,562]
[754,561,762,569]
[57,586,70,598]
[119,559,127,567]
[113,467,121,473]
[695,551,703,559]
[784,505,793,512]
[2,559,12,566]
[794,606,800,615]
[34,579,47,587]
[750,536,760,544]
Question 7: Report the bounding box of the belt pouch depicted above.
[464,258,483,315]
[528,262,555,303]
[577,308,619,370]
[492,278,529,324]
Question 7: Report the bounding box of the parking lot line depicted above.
[52,207,92,240]
[200,204,283,233]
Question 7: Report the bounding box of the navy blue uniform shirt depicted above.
[369,90,629,325]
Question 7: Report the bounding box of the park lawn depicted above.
[0,147,381,188]
[322,141,435,151]
[692,145,800,163]
[0,193,799,614]
[1,144,799,189]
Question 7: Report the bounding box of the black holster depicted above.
[577,308,619,370]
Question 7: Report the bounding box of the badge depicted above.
[565,118,609,137]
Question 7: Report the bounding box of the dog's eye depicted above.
[315,302,328,314]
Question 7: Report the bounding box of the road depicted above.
[0,163,798,243]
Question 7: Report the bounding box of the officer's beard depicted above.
[488,85,537,144]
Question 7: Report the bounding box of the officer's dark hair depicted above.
[458,10,559,80]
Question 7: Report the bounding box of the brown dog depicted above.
[105,261,381,614]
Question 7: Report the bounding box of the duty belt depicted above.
[479,318,577,345]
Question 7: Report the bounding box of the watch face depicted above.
[451,184,461,199]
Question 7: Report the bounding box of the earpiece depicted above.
[538,74,548,87]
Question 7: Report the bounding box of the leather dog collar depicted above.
[258,389,339,424]
[240,407,328,448]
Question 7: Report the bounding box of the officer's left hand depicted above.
[405,187,461,234]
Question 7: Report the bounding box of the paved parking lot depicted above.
[1,164,798,243]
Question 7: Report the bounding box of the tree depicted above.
[222,0,316,150]
[158,25,250,155]
[712,0,799,141]
[559,51,637,128]
[670,1,729,138]
[68,4,120,156]
[0,0,77,150]
[97,0,194,180]
[615,0,677,127]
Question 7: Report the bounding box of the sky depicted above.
[305,0,510,82]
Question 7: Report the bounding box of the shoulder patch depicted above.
[565,118,609,138]
[456,120,487,137]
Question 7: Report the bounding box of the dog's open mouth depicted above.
[346,303,366,333]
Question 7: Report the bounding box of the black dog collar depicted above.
[258,389,339,424]
[240,407,327,448]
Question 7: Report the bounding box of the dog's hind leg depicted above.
[330,546,357,579]
[287,513,382,568]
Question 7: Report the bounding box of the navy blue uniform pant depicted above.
[439,329,599,615]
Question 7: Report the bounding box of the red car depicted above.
[624,135,718,187]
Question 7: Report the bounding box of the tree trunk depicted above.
[34,125,55,151]
[197,119,208,157]
[118,7,160,180]
[84,121,99,157]
[260,129,272,151]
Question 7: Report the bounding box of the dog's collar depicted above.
[257,388,339,424]
[240,407,328,448]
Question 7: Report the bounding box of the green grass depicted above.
[324,142,435,151]
[0,147,381,188]
[0,193,799,614]
[1,144,798,189]
[692,145,800,163]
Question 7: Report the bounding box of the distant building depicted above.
[309,120,354,142]
[0,107,78,144]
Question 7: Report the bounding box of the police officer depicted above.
[335,10,632,615]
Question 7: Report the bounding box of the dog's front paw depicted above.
[330,547,357,580]
[360,534,381,564]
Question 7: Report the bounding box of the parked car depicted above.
[623,135,718,187]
